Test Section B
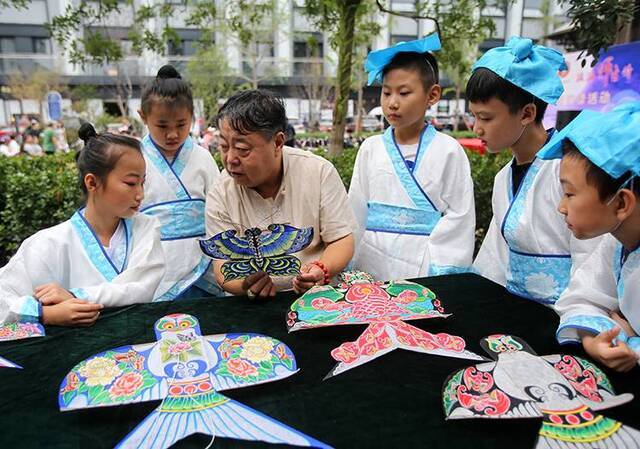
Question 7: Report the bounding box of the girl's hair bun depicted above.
[78,122,98,143]
[157,64,181,80]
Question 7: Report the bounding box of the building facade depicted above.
[0,0,570,126]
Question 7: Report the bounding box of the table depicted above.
[0,273,638,448]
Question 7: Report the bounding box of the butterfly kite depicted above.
[287,271,483,379]
[200,224,314,282]
[442,334,640,448]
[58,313,331,449]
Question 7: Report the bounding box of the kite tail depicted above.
[115,388,332,449]
[536,406,640,449]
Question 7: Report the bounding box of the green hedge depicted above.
[0,147,509,265]
[0,154,81,264]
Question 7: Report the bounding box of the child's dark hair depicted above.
[216,90,287,140]
[76,123,142,195]
[466,67,548,123]
[382,51,439,91]
[562,140,639,201]
[141,65,194,116]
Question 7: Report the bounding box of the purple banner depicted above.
[557,41,640,111]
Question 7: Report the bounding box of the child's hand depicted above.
[241,271,276,299]
[610,311,636,337]
[582,327,639,372]
[34,283,74,305]
[41,299,103,327]
[293,264,325,294]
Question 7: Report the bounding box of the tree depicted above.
[186,46,236,124]
[557,0,638,65]
[6,69,66,120]
[302,0,380,156]
[427,0,496,131]
[220,0,288,89]
[293,34,334,131]
[46,0,281,82]
[69,85,97,115]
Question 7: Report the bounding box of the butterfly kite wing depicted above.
[59,342,165,411]
[259,224,314,258]
[199,229,256,260]
[220,255,303,281]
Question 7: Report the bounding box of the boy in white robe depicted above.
[469,36,599,305]
[0,124,165,327]
[349,33,475,281]
[537,103,640,372]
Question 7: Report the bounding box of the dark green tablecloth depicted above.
[0,273,638,448]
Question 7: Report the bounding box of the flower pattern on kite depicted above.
[0,321,44,369]
[199,224,314,281]
[442,334,640,449]
[287,271,484,379]
[0,321,44,341]
[58,313,331,449]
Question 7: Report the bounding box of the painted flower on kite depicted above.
[226,358,258,378]
[79,357,122,386]
[109,372,144,399]
[240,336,274,363]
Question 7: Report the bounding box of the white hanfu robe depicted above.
[140,135,221,300]
[349,125,475,281]
[555,234,640,355]
[0,211,165,325]
[473,155,599,305]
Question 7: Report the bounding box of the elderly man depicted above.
[205,90,355,299]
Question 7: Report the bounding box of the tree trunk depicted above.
[453,83,461,132]
[355,82,363,134]
[329,0,360,156]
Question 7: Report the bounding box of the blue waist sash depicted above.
[141,199,206,241]
[365,125,441,236]
[501,156,571,304]
[366,202,441,236]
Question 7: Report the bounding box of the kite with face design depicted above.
[442,334,640,448]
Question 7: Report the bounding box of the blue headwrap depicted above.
[537,102,640,179]
[364,33,441,86]
[472,36,568,105]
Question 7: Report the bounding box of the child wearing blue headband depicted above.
[538,103,640,372]
[348,33,475,281]
[469,36,601,305]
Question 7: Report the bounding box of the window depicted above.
[391,15,418,37]
[491,17,506,39]
[293,33,323,58]
[522,18,544,39]
[243,40,275,58]
[390,34,418,45]
[0,36,50,54]
[167,38,199,57]
[32,37,49,54]
[524,0,544,9]
[0,37,16,53]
